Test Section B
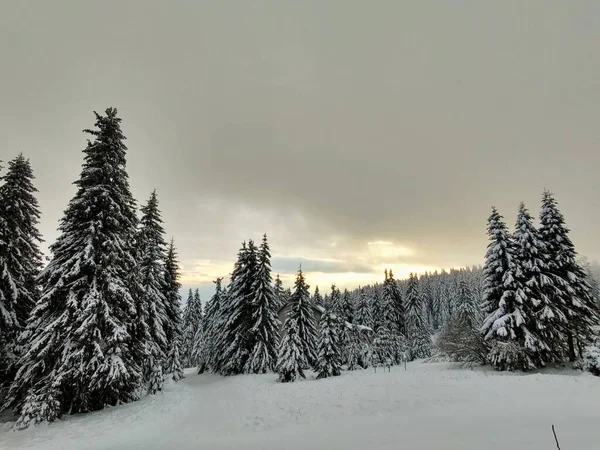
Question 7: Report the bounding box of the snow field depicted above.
[2,362,599,450]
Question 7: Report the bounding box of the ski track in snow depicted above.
[2,362,599,449]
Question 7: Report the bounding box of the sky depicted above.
[1,1,599,300]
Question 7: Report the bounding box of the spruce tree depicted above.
[0,154,43,392]
[288,267,317,367]
[539,191,600,361]
[513,202,562,364]
[163,239,184,381]
[404,273,431,360]
[198,278,223,373]
[182,289,195,366]
[6,108,141,427]
[183,289,203,368]
[371,324,394,368]
[313,286,323,307]
[275,318,306,383]
[482,207,544,370]
[215,241,258,375]
[136,191,169,393]
[245,234,281,373]
[354,287,373,328]
[315,307,342,379]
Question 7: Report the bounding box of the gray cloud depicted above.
[1,1,599,293]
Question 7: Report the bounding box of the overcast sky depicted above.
[1,1,599,299]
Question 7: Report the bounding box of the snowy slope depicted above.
[2,362,599,450]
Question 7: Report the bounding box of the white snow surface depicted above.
[2,362,599,449]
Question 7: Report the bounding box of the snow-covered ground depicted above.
[2,362,599,449]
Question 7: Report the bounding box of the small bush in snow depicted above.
[582,343,600,376]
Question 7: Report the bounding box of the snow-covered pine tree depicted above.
[313,286,323,307]
[482,207,544,370]
[245,234,281,374]
[288,267,317,367]
[382,270,404,336]
[197,278,223,373]
[6,108,142,428]
[183,289,203,368]
[539,190,600,361]
[329,284,342,318]
[371,324,394,368]
[163,239,184,381]
[182,289,195,366]
[354,287,373,329]
[136,191,170,393]
[315,307,342,379]
[276,317,307,383]
[371,287,383,332]
[0,154,43,393]
[404,273,431,360]
[215,241,258,375]
[513,202,563,365]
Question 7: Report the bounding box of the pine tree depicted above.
[182,289,195,366]
[482,207,544,370]
[215,241,258,375]
[404,273,431,360]
[163,239,184,381]
[183,289,203,368]
[0,154,43,392]
[136,191,170,393]
[513,202,562,365]
[539,191,600,361]
[371,324,394,368]
[315,307,342,379]
[382,270,404,335]
[313,286,323,307]
[354,287,373,328]
[245,234,281,374]
[288,267,317,367]
[329,284,342,318]
[6,108,141,427]
[198,278,223,373]
[275,318,306,383]
[481,207,513,336]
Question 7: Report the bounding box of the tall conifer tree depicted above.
[7,108,141,428]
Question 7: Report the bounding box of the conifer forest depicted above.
[1,108,599,441]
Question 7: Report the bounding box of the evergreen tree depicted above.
[275,318,306,383]
[382,270,404,335]
[481,207,513,336]
[288,267,317,367]
[0,154,43,392]
[341,289,353,324]
[329,284,342,318]
[183,289,203,368]
[404,273,431,360]
[513,202,563,364]
[354,287,373,328]
[6,108,141,428]
[371,324,394,368]
[313,286,323,307]
[136,191,169,393]
[482,207,544,370]
[215,241,258,375]
[539,191,600,361]
[245,234,281,373]
[163,239,184,381]
[182,289,195,366]
[198,278,223,373]
[315,307,342,379]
